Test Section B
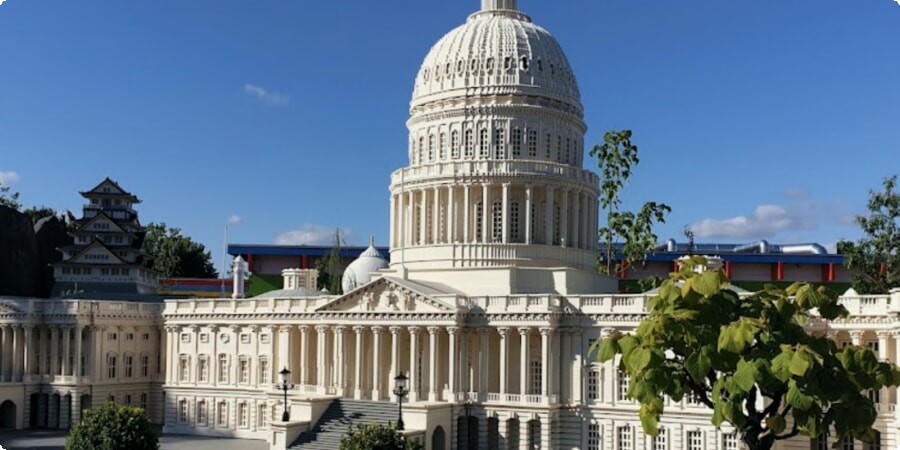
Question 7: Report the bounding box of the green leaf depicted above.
[639,409,659,435]
[598,339,618,362]
[786,380,814,410]
[733,359,757,393]
[686,351,712,382]
[766,415,786,434]
[629,347,652,371]
[694,270,722,297]
[790,349,813,377]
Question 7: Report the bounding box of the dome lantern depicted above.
[481,0,517,11]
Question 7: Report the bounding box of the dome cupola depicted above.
[341,237,389,294]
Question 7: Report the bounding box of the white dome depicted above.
[341,240,389,293]
[411,6,581,112]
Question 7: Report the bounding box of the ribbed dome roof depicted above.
[341,238,389,294]
[411,4,581,111]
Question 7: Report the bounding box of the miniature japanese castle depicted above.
[51,178,160,296]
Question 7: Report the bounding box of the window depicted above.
[240,334,250,344]
[512,128,522,157]
[723,433,738,450]
[238,402,249,428]
[200,333,209,343]
[617,426,632,450]
[199,356,209,383]
[108,394,115,403]
[530,360,542,395]
[528,420,540,450]
[588,423,601,450]
[475,202,483,242]
[617,370,630,401]
[464,129,474,158]
[197,400,208,426]
[494,127,506,159]
[528,129,537,157]
[141,354,149,377]
[507,418,519,450]
[556,135,562,162]
[108,332,118,341]
[418,137,424,164]
[587,367,600,400]
[179,355,190,382]
[842,435,854,450]
[125,333,134,341]
[491,201,503,242]
[179,399,189,424]
[218,354,229,383]
[259,357,269,385]
[258,403,269,429]
[653,427,668,450]
[260,334,270,344]
[479,128,489,158]
[107,354,117,379]
[181,333,190,343]
[217,402,228,426]
[565,137,571,164]
[867,431,881,450]
[439,132,447,160]
[140,393,147,410]
[545,133,552,158]
[239,357,250,384]
[125,394,132,405]
[428,134,435,161]
[142,333,150,341]
[687,431,703,450]
[510,201,520,242]
[451,130,460,159]
[124,354,133,378]
[811,434,828,450]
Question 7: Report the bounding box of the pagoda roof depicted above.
[74,211,129,233]
[79,177,141,203]
[61,239,129,265]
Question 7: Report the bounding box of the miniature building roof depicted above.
[79,177,141,203]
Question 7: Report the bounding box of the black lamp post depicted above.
[393,372,409,430]
[279,367,293,422]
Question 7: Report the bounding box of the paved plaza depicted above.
[0,430,269,450]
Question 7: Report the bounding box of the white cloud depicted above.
[275,224,353,246]
[243,83,289,106]
[691,204,815,239]
[0,171,20,185]
[227,214,242,225]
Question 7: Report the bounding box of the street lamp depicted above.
[279,367,293,422]
[393,372,409,430]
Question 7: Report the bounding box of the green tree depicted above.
[143,223,218,278]
[0,181,21,210]
[589,130,671,275]
[595,257,900,450]
[837,175,900,294]
[316,229,346,294]
[65,402,159,450]
[339,423,424,450]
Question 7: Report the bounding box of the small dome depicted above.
[411,6,581,111]
[341,238,389,293]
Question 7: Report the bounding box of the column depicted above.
[498,328,509,395]
[460,329,470,395]
[390,193,396,249]
[407,191,414,246]
[334,326,346,395]
[251,325,261,386]
[299,326,310,385]
[93,326,104,381]
[519,328,530,396]
[389,326,401,395]
[581,193,590,250]
[525,184,533,244]
[10,325,19,382]
[428,326,440,402]
[316,325,328,390]
[433,186,440,244]
[354,326,365,399]
[463,185,471,243]
[559,189,569,247]
[190,325,200,384]
[408,326,420,402]
[572,191,580,249]
[372,326,384,400]
[74,326,83,379]
[71,390,81,424]
[397,191,405,248]
[230,325,240,385]
[278,326,292,383]
[878,331,890,409]
[479,328,489,401]
[447,186,456,243]
[50,326,59,377]
[571,328,583,404]
[419,189,427,245]
[23,325,32,379]
[851,331,863,347]
[447,327,458,400]
[482,184,491,243]
[540,328,551,398]
[501,183,510,244]
[0,325,7,381]
[544,187,555,245]
[211,326,220,386]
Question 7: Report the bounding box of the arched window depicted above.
[492,201,503,241]
[217,401,228,427]
[507,418,520,449]
[510,201,520,242]
[479,128,489,158]
[439,132,447,160]
[418,137,425,165]
[238,402,249,428]
[487,416,500,448]
[528,419,541,450]
[545,133,552,159]
[197,400,208,426]
[428,134,435,162]
[258,403,269,429]
[451,130,460,159]
[464,129,474,158]
[494,127,506,159]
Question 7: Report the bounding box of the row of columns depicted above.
[165,324,270,387]
[390,183,597,250]
[0,324,90,382]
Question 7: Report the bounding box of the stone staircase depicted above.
[288,399,400,449]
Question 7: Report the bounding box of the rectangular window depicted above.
[238,403,249,428]
[688,431,703,450]
[527,129,537,157]
[258,404,269,429]
[241,334,250,344]
[439,132,447,160]
[723,433,738,450]
[125,394,132,405]
[260,334,270,344]
[181,333,190,343]
[512,127,522,157]
[587,368,600,400]
[479,128,489,158]
[529,360,542,395]
[107,355,117,379]
[587,423,601,450]
[108,332,118,341]
[197,401,208,426]
[654,428,668,450]
[617,370,630,401]
[465,129,474,158]
[140,393,148,410]
[451,130,460,159]
[141,355,149,377]
[180,356,190,382]
[179,400,188,424]
[219,355,229,383]
[108,394,115,403]
[217,402,228,426]
[199,357,209,382]
[124,355,133,378]
[617,426,631,450]
[494,127,506,158]
[259,358,269,385]
[842,435,855,450]
[200,333,209,343]
[142,333,150,341]
[125,333,134,341]
[239,358,250,384]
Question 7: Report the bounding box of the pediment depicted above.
[70,241,126,264]
[80,213,125,233]
[0,302,22,314]
[317,278,456,313]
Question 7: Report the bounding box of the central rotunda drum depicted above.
[386,0,614,296]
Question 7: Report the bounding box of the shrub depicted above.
[339,423,424,450]
[65,402,159,450]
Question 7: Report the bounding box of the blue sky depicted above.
[2,0,899,273]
